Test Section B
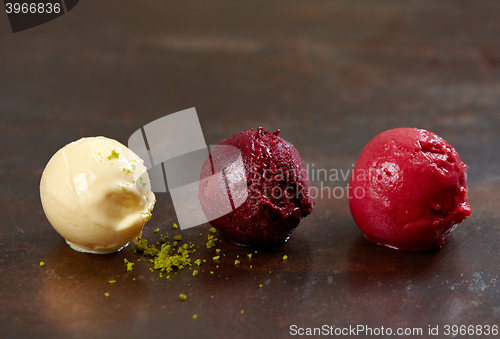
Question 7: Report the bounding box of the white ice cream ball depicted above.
[40,136,156,254]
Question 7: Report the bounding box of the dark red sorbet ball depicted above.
[199,127,315,247]
[349,128,472,251]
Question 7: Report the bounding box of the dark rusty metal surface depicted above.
[1,1,500,338]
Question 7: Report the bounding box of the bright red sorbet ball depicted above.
[349,128,472,251]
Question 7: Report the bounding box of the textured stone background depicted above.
[1,1,499,338]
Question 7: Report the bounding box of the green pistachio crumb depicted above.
[109,280,116,284]
[174,235,182,241]
[216,249,221,253]
[192,314,197,319]
[39,261,45,267]
[140,210,152,221]
[173,223,178,230]
[283,255,288,261]
[234,260,241,265]
[134,238,159,256]
[104,292,110,297]
[193,270,199,277]
[209,227,217,234]
[151,243,195,273]
[247,254,252,259]
[206,234,217,249]
[107,150,119,160]
[121,186,126,191]
[179,293,187,301]
[154,228,159,234]
[194,259,202,266]
[241,310,244,314]
[213,256,220,261]
[124,259,134,272]
[210,271,214,274]
[259,284,263,288]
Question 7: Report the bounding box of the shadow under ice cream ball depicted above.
[199,127,315,247]
[349,128,472,251]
